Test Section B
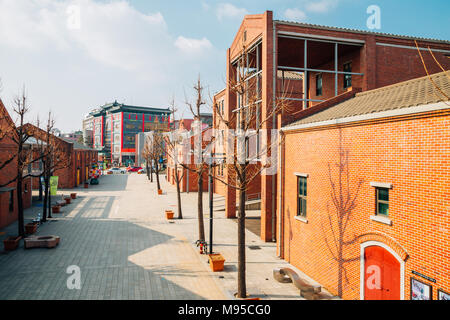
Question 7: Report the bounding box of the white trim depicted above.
[370,182,393,189]
[294,172,309,178]
[278,31,365,45]
[295,215,308,224]
[360,241,405,300]
[376,42,450,54]
[370,215,392,226]
[282,102,450,132]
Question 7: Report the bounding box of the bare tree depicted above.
[0,89,44,236]
[164,98,185,219]
[211,43,292,298]
[143,131,165,192]
[28,113,71,222]
[184,76,209,241]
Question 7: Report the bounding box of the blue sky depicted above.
[0,0,448,131]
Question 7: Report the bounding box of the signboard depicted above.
[411,270,436,283]
[50,176,59,196]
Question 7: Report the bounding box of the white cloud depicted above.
[284,8,307,22]
[175,36,213,54]
[0,0,222,131]
[305,0,339,13]
[216,3,248,21]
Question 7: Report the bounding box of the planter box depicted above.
[52,205,61,213]
[64,197,71,204]
[208,253,225,272]
[158,189,163,195]
[70,193,77,199]
[56,200,66,207]
[3,236,22,251]
[25,223,38,235]
[24,235,60,249]
[165,210,174,220]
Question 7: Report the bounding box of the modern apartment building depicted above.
[85,101,170,166]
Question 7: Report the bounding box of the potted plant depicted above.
[25,222,38,235]
[158,189,163,195]
[3,236,22,251]
[208,253,225,272]
[84,181,89,189]
[52,205,61,213]
[64,196,71,204]
[70,193,77,199]
[165,210,174,220]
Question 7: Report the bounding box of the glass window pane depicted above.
[378,202,389,215]
[302,199,307,216]
[378,188,389,201]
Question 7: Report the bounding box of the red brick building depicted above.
[278,72,450,300]
[213,10,450,242]
[23,124,98,190]
[166,119,209,192]
[0,99,32,229]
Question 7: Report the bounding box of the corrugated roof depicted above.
[275,20,450,45]
[284,71,450,127]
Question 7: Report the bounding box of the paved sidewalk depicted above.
[0,173,327,300]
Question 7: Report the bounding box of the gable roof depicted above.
[283,71,450,128]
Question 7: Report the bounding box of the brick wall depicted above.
[280,109,450,300]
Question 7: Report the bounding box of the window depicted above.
[297,176,307,217]
[9,190,14,212]
[316,73,323,96]
[343,62,352,89]
[376,188,389,216]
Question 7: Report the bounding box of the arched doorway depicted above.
[361,241,404,300]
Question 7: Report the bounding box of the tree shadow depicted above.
[0,195,214,300]
[320,128,364,298]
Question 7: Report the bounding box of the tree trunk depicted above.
[150,161,154,182]
[17,176,25,237]
[175,165,183,219]
[197,172,205,241]
[146,161,150,180]
[155,163,161,191]
[237,185,247,298]
[42,176,48,222]
[38,176,43,201]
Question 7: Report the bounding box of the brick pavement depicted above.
[0,173,328,300]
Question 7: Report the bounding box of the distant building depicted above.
[61,131,83,143]
[85,101,170,165]
[82,114,94,148]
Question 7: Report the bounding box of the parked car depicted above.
[107,167,126,174]
[137,168,146,174]
[127,166,143,173]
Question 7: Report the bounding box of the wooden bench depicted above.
[273,268,322,299]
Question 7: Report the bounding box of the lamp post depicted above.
[209,161,214,254]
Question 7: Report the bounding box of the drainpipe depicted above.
[277,129,284,257]
[271,21,277,242]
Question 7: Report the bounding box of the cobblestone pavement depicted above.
[0,173,321,300]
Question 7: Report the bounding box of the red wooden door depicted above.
[364,246,401,300]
